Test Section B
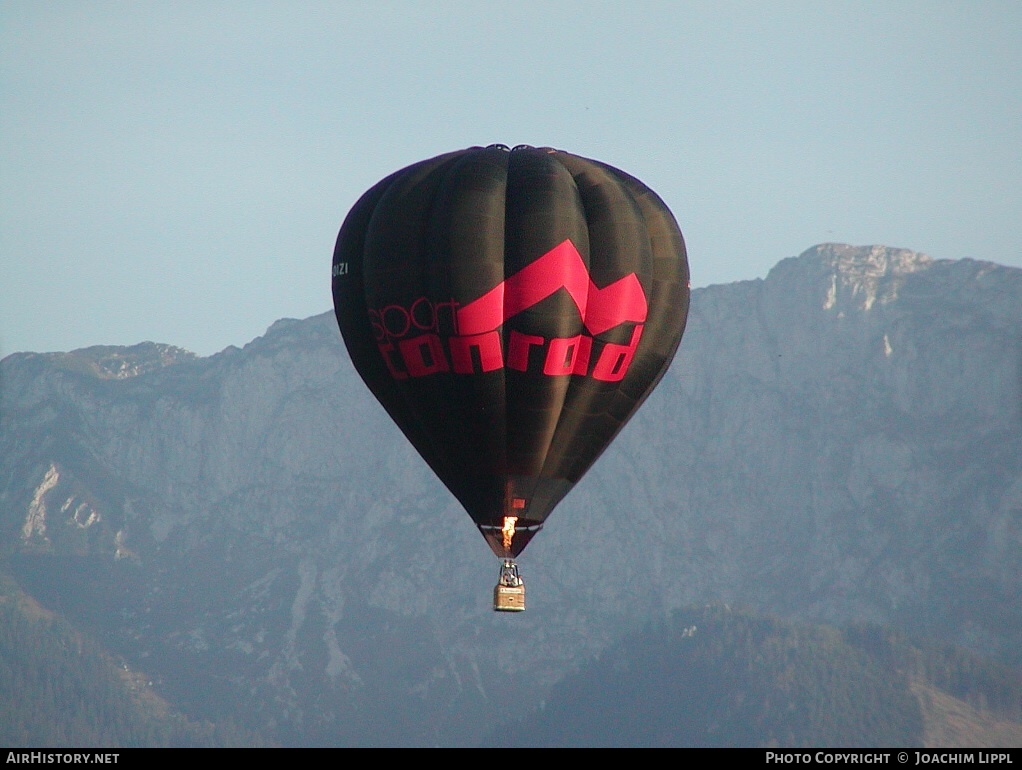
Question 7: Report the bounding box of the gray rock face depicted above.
[2,244,1019,745]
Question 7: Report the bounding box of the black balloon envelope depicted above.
[331,144,689,609]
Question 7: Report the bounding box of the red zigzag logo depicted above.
[456,240,648,335]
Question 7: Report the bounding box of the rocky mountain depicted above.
[1,243,1020,746]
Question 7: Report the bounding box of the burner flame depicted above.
[502,516,517,551]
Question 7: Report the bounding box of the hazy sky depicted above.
[2,1,1019,357]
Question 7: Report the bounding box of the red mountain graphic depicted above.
[456,240,648,336]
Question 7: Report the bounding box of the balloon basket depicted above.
[493,559,526,612]
[494,583,526,612]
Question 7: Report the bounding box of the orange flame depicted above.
[502,516,517,551]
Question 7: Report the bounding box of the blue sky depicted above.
[2,1,1020,357]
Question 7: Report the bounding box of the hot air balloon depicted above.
[332,145,689,611]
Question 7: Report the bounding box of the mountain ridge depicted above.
[2,243,1019,745]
